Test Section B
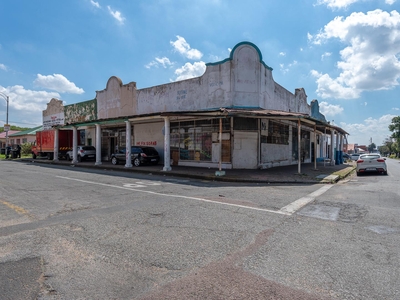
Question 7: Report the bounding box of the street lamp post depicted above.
[0,92,10,150]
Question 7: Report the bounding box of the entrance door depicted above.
[232,131,258,169]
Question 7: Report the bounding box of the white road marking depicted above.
[279,184,334,214]
[56,176,291,215]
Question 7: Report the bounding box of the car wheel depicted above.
[111,157,118,165]
[66,154,71,161]
[133,157,141,167]
[384,171,388,175]
[78,155,82,162]
[356,172,360,176]
[32,153,37,159]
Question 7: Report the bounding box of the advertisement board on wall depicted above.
[43,112,65,130]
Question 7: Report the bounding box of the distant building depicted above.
[8,126,42,146]
[0,130,20,148]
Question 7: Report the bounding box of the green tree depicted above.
[367,142,376,153]
[0,125,30,133]
[388,116,400,155]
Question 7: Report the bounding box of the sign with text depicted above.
[3,124,10,132]
[43,113,65,130]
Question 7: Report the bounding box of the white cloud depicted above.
[392,107,400,110]
[170,36,203,60]
[341,114,397,145]
[321,52,332,60]
[310,9,400,99]
[280,60,298,74]
[311,70,361,99]
[174,61,206,81]
[34,74,84,94]
[319,101,344,116]
[279,52,286,56]
[0,85,60,113]
[315,0,359,9]
[145,57,173,69]
[90,0,100,8]
[0,63,7,71]
[386,0,396,4]
[107,6,125,24]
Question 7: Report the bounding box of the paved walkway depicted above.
[23,158,356,184]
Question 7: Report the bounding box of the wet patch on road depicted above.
[297,201,368,223]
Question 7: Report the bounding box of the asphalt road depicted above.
[0,159,399,299]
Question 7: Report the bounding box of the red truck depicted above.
[31,130,74,160]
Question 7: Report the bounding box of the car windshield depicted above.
[82,146,95,150]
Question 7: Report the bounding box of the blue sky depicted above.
[0,0,399,146]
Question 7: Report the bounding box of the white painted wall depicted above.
[134,122,165,162]
[232,131,258,169]
[97,43,313,119]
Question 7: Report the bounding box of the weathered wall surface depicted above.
[92,42,320,121]
[310,99,327,122]
[96,76,137,119]
[43,98,65,129]
[231,44,260,108]
[134,122,164,161]
[135,42,313,116]
[64,99,97,124]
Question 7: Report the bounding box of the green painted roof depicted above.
[8,125,43,136]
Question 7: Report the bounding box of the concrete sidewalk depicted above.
[22,158,356,184]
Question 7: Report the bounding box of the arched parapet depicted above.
[43,98,65,129]
[206,41,273,71]
[96,76,137,119]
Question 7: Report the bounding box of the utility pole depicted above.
[0,92,10,149]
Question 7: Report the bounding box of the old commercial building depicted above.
[43,41,348,172]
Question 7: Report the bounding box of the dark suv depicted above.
[111,146,160,166]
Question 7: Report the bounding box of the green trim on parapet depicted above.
[206,41,273,71]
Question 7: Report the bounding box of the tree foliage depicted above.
[0,125,30,133]
[388,116,400,154]
[367,143,376,152]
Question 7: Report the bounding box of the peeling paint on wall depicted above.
[64,99,97,124]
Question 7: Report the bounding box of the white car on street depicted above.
[356,154,387,176]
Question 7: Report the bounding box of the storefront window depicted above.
[171,118,230,162]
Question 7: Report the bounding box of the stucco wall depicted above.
[95,42,317,119]
[96,76,137,119]
[134,122,164,162]
[42,98,65,129]
[64,99,97,124]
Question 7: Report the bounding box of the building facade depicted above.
[42,41,348,171]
